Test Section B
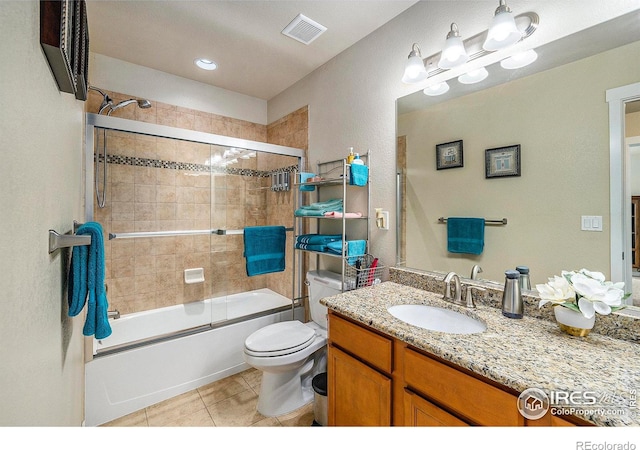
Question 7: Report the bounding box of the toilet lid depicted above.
[245,320,315,355]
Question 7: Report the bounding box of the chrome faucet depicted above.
[107,310,120,320]
[470,264,483,280]
[443,272,462,304]
[465,285,486,309]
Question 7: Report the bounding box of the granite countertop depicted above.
[320,281,640,426]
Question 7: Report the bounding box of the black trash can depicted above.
[312,372,327,426]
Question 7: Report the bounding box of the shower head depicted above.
[106,98,153,115]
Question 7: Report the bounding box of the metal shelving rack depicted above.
[292,152,371,300]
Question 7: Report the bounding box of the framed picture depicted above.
[40,0,88,100]
[485,145,521,178]
[436,140,463,170]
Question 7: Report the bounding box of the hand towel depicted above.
[68,222,112,339]
[447,217,485,255]
[243,226,286,276]
[349,164,368,186]
[299,172,315,192]
[327,239,366,264]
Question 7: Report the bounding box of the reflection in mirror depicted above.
[395,14,640,308]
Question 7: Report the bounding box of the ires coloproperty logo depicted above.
[517,388,550,420]
[517,387,634,420]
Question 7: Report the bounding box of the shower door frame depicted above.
[84,112,307,315]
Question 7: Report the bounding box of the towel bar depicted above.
[438,217,507,225]
[48,229,91,253]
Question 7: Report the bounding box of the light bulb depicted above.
[483,1,522,51]
[458,67,489,84]
[500,49,538,69]
[423,82,450,96]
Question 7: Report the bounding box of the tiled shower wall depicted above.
[87,90,307,316]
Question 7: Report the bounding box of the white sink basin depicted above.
[387,304,486,334]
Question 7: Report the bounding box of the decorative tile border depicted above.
[97,154,299,177]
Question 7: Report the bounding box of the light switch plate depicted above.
[581,215,603,232]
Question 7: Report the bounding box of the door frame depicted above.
[607,82,640,303]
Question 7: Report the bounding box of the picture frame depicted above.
[40,0,89,100]
[436,140,464,170]
[485,145,521,178]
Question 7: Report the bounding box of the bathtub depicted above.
[85,288,302,426]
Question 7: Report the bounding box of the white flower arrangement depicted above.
[535,269,628,319]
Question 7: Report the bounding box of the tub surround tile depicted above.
[321,273,640,427]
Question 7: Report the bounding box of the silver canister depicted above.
[516,266,531,291]
[502,270,523,319]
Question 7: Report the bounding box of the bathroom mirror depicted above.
[395,11,640,307]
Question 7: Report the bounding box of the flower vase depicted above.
[553,306,595,337]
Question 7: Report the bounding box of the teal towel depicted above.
[350,164,368,186]
[447,217,485,255]
[299,172,315,192]
[296,234,342,245]
[294,198,343,217]
[243,226,286,276]
[68,222,112,339]
[327,239,366,264]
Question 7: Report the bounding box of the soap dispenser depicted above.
[516,266,531,290]
[347,147,355,164]
[352,153,364,165]
[502,270,523,319]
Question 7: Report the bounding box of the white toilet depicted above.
[243,270,343,417]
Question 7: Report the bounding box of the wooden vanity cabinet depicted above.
[403,347,523,426]
[327,313,393,426]
[328,311,586,427]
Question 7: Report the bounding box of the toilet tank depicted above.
[306,270,343,330]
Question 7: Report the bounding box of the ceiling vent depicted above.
[282,14,327,45]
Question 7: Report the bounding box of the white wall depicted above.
[89,53,268,124]
[267,0,640,273]
[0,2,85,425]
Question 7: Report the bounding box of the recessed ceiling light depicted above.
[194,58,217,71]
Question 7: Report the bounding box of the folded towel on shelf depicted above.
[68,222,112,339]
[323,211,363,219]
[294,242,331,252]
[295,234,342,245]
[327,239,367,264]
[349,164,369,186]
[299,172,315,192]
[446,217,485,255]
[243,226,286,276]
[294,198,343,217]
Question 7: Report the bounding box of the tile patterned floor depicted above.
[100,368,315,427]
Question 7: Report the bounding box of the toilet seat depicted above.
[244,320,316,357]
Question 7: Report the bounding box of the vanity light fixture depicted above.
[483,0,522,51]
[458,67,489,84]
[194,58,218,71]
[402,44,429,84]
[500,49,538,69]
[400,1,539,97]
[438,23,469,69]
[423,81,450,96]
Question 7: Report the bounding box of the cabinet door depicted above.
[328,344,391,426]
[404,389,468,426]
